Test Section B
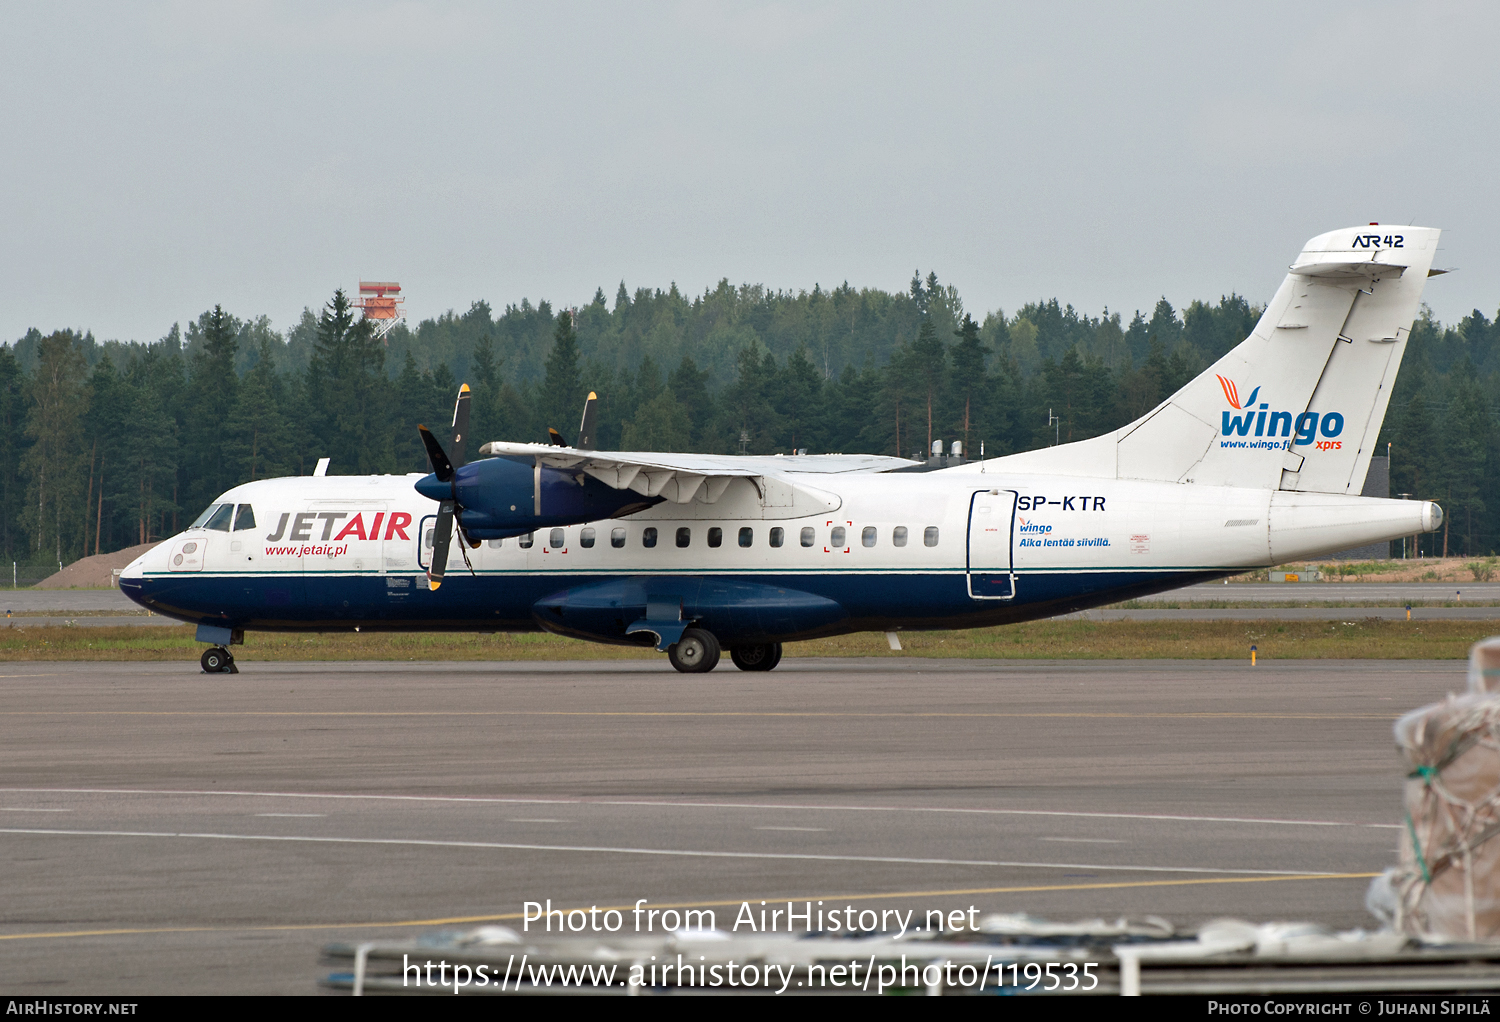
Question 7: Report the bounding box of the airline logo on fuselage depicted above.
[1214,375,1344,451]
[265,511,412,544]
[260,511,414,560]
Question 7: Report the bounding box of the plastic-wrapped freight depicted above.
[1389,637,1500,939]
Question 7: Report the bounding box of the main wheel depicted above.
[200,646,231,673]
[730,643,782,672]
[667,628,721,673]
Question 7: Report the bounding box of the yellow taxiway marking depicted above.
[0,872,1377,942]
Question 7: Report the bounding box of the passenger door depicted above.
[966,489,1018,600]
[415,513,466,577]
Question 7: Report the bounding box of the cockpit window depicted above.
[204,504,235,532]
[233,505,256,531]
[190,504,223,529]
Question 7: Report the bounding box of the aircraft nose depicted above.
[415,473,449,502]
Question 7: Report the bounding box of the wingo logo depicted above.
[1215,376,1344,451]
[1017,518,1052,535]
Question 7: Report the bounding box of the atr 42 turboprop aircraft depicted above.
[121,225,1446,674]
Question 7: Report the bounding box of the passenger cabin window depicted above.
[924,526,940,547]
[738,527,753,548]
[233,505,256,531]
[800,526,814,548]
[611,527,626,548]
[707,527,722,548]
[676,527,691,548]
[642,528,657,549]
[204,504,234,532]
[488,539,503,549]
[830,526,845,547]
[190,504,223,529]
[862,526,876,547]
[549,528,565,549]
[519,532,534,549]
[769,527,784,548]
[424,528,435,550]
[580,527,595,548]
[892,526,908,547]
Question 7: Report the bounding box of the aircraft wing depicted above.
[478,442,913,505]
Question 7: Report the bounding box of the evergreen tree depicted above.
[0,346,27,559]
[773,346,822,452]
[394,350,429,472]
[23,332,90,562]
[539,310,583,438]
[82,357,133,555]
[909,319,947,452]
[948,313,989,453]
[223,337,292,482]
[305,289,392,475]
[1440,361,1493,555]
[621,391,693,452]
[182,305,241,511]
[667,355,712,447]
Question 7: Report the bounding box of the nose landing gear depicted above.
[201,646,238,674]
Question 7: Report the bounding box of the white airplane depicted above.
[121,224,1444,674]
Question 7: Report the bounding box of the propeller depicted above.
[417,384,477,591]
[577,391,598,450]
[546,391,598,449]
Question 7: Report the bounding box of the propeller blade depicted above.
[418,425,454,482]
[547,427,567,447]
[577,391,598,450]
[427,500,455,590]
[451,383,470,470]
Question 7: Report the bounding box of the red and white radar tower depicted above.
[354,281,405,343]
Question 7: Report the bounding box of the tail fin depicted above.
[989,225,1440,493]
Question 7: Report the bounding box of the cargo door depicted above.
[248,506,305,609]
[966,489,1017,600]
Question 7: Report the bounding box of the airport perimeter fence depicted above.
[9,562,65,589]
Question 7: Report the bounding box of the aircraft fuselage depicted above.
[119,468,1435,646]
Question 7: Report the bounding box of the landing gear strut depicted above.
[730,643,782,672]
[667,627,720,673]
[201,646,238,674]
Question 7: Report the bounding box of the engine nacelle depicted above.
[415,456,660,539]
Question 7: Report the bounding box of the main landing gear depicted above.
[667,628,720,673]
[730,643,782,672]
[201,646,238,674]
[664,628,783,674]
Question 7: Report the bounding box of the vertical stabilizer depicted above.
[988,225,1440,492]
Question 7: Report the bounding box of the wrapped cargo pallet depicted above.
[1389,638,1500,939]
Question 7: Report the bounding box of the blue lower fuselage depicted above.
[120,567,1228,646]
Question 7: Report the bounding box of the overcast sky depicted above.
[3,1,1497,345]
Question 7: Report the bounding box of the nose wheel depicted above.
[200,646,238,674]
[667,628,720,673]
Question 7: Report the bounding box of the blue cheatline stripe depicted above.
[124,567,1232,644]
[144,564,1247,578]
